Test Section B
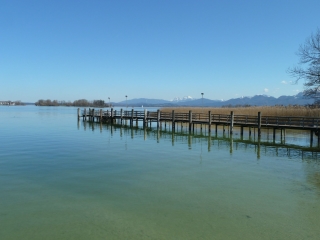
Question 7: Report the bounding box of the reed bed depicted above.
[161,106,320,118]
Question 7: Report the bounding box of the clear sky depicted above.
[1,0,319,102]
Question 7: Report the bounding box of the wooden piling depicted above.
[157,110,160,129]
[172,110,175,131]
[258,112,261,137]
[131,109,134,127]
[143,109,147,128]
[273,128,276,142]
[189,110,192,132]
[120,109,123,124]
[230,111,234,134]
[208,111,211,133]
[110,108,113,124]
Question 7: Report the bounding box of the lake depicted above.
[1,106,320,239]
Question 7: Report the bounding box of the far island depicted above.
[35,99,111,108]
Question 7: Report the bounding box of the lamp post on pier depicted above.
[125,95,128,109]
[108,97,111,108]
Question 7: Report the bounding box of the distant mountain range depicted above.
[113,93,314,107]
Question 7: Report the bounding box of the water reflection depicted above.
[79,121,320,161]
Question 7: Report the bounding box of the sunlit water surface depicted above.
[1,106,320,240]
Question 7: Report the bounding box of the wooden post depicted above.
[77,108,80,120]
[88,108,91,121]
[100,109,102,123]
[189,110,192,132]
[131,109,134,127]
[172,110,175,131]
[120,109,123,124]
[144,109,147,128]
[208,111,211,133]
[240,126,244,136]
[230,111,234,135]
[258,112,261,137]
[135,109,138,126]
[92,108,95,122]
[157,110,160,129]
[84,108,87,121]
[110,108,113,124]
[273,128,276,142]
[310,130,314,147]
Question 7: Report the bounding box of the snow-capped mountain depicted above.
[171,96,194,102]
[112,92,314,107]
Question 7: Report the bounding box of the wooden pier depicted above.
[78,108,320,147]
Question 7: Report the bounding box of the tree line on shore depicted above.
[35,99,111,107]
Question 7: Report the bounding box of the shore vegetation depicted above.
[35,99,110,107]
[161,105,320,118]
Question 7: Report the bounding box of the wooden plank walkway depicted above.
[78,108,320,147]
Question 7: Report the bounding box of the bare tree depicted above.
[288,28,320,102]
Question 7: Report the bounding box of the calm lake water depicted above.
[1,106,320,239]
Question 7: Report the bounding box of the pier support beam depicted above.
[120,109,123,124]
[273,128,276,142]
[208,111,211,133]
[157,110,160,129]
[143,109,147,128]
[172,110,175,131]
[131,109,134,127]
[258,112,261,137]
[230,111,234,135]
[189,111,192,132]
[110,108,113,124]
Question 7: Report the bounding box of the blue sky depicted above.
[1,0,319,102]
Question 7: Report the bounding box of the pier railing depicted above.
[79,108,320,147]
[80,109,320,128]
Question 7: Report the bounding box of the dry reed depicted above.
[161,106,320,118]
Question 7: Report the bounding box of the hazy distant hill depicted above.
[113,93,313,107]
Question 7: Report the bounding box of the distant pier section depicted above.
[78,108,320,147]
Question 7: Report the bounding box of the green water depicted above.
[1,106,320,239]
